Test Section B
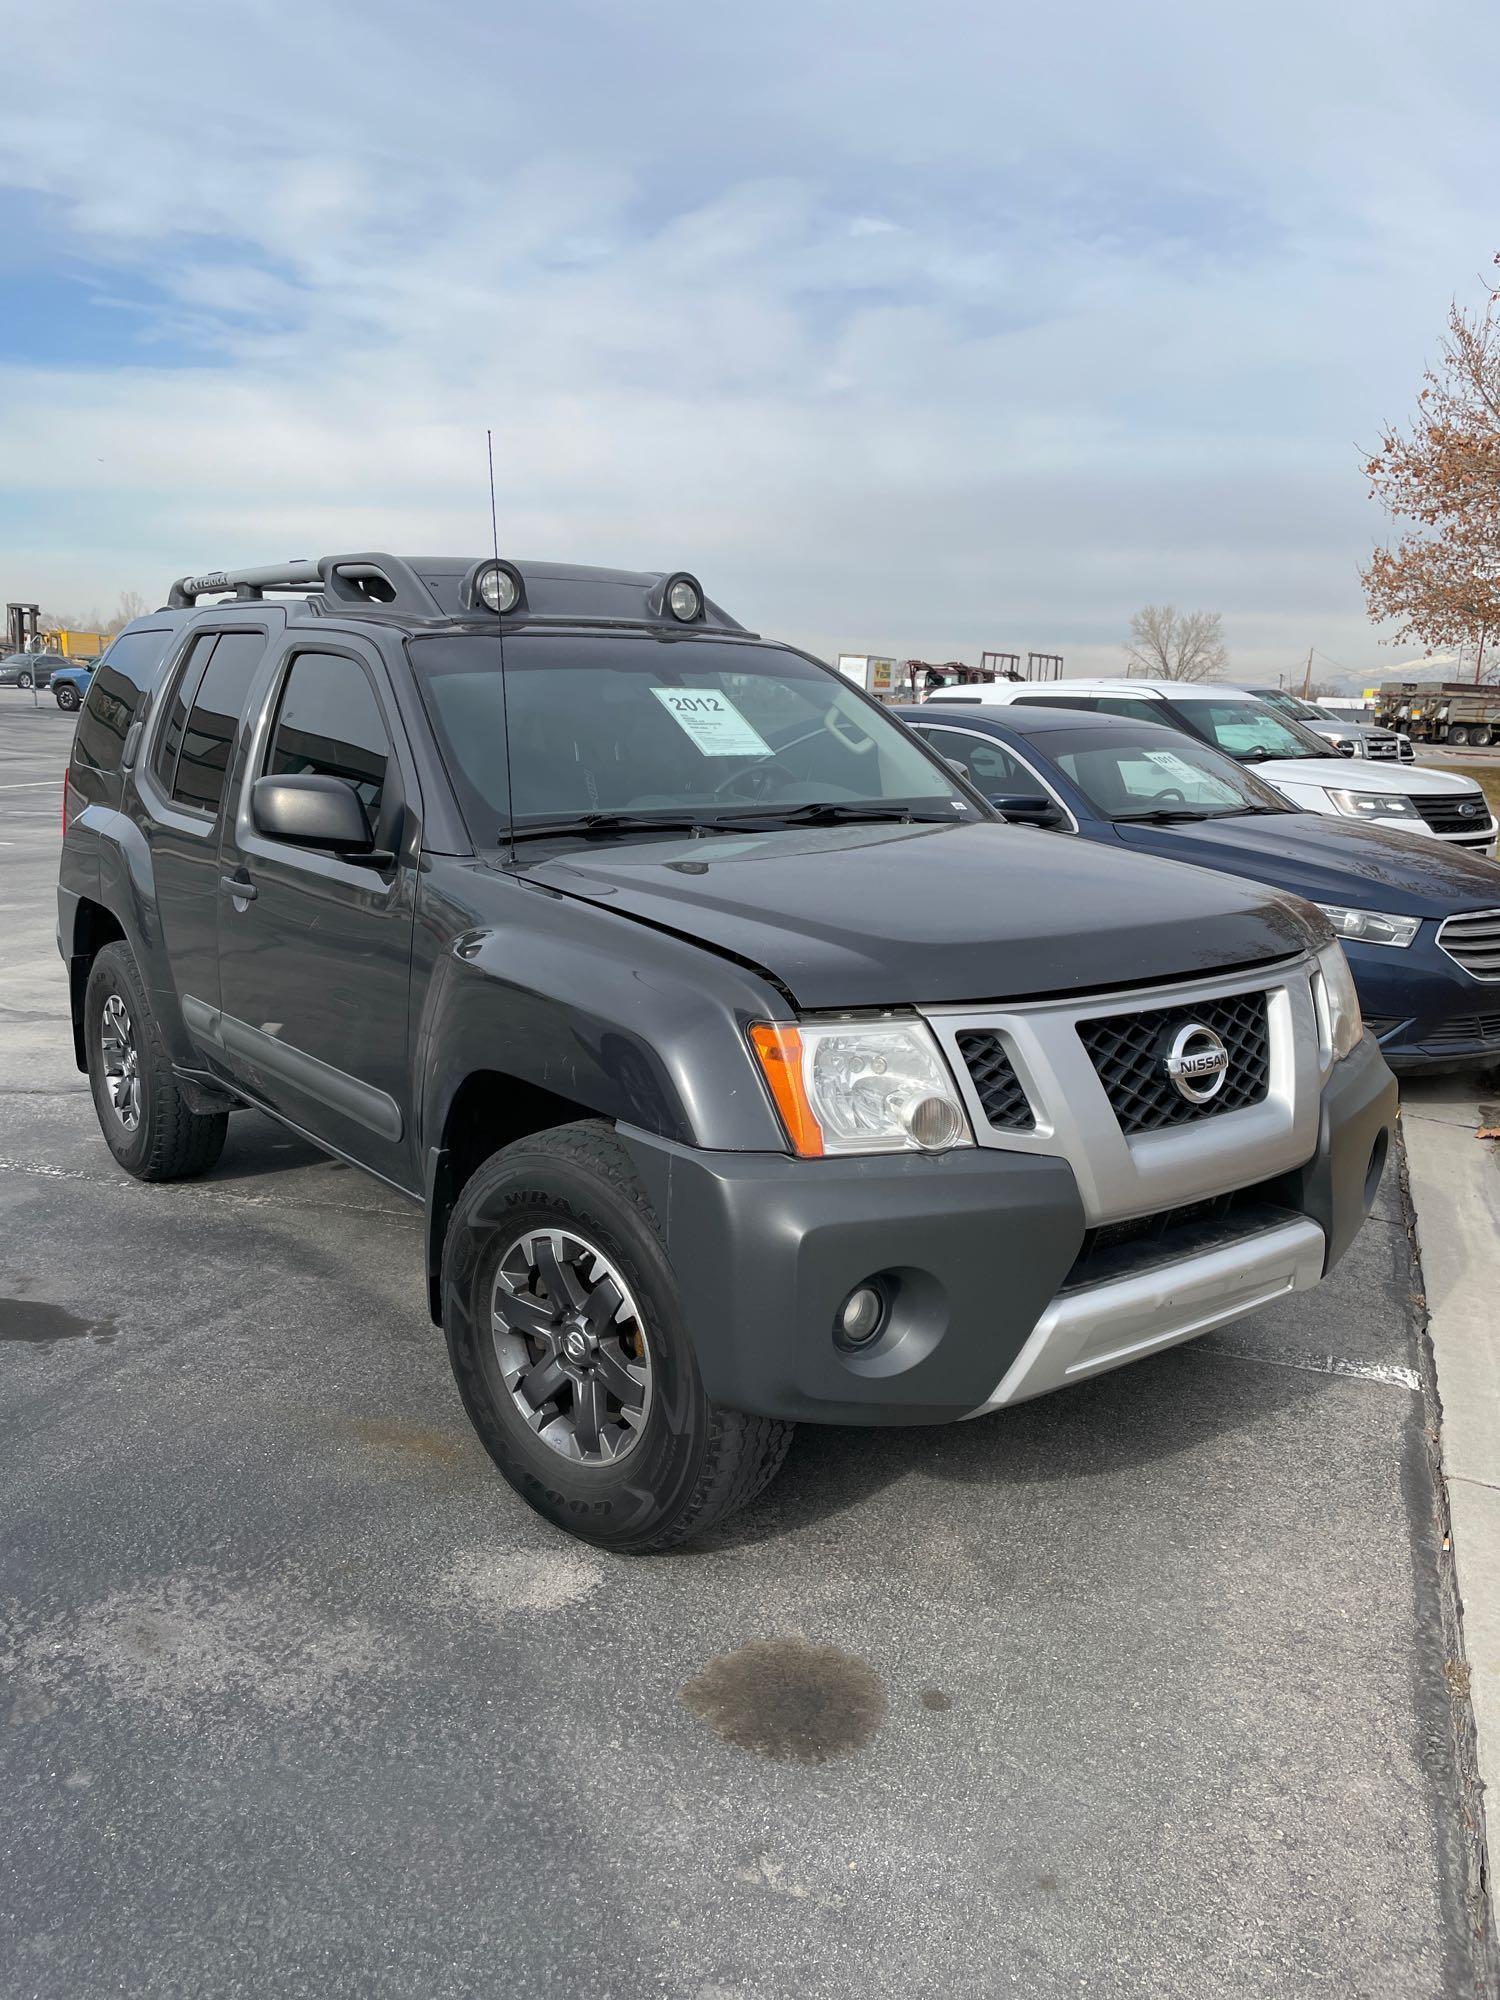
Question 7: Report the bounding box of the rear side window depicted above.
[73,628,174,773]
[153,634,219,791]
[171,633,267,815]
[267,653,391,820]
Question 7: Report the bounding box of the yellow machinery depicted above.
[44,628,108,659]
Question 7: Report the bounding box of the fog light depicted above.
[837,1284,885,1348]
[478,563,521,613]
[903,1093,965,1151]
[667,578,702,622]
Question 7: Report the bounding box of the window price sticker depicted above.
[652,687,772,757]
[1142,748,1208,786]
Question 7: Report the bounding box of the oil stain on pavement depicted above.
[0,1299,115,1347]
[679,1636,888,1762]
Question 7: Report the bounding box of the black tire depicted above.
[55,685,79,711]
[1449,725,1470,746]
[16,671,31,690]
[442,1120,793,1552]
[84,941,228,1181]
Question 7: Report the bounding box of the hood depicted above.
[520,820,1319,1011]
[1257,756,1483,798]
[1114,812,1500,918]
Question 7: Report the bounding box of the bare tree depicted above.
[1124,605,1228,681]
[103,590,149,637]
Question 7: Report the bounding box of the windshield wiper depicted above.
[1114,807,1228,824]
[505,812,729,844]
[727,801,962,828]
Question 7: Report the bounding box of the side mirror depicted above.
[989,791,1063,828]
[252,773,382,856]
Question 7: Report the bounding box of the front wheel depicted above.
[442,1122,793,1551]
[55,684,79,710]
[16,670,31,690]
[84,942,228,1180]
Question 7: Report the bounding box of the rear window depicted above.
[74,629,175,773]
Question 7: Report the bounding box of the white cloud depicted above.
[2,0,1499,677]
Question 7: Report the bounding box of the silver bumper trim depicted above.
[971,1215,1326,1412]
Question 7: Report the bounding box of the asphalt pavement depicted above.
[0,695,1493,1998]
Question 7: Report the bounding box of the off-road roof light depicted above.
[464,559,525,616]
[647,571,705,625]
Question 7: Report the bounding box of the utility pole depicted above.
[1301,647,1314,699]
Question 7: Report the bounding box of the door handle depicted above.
[220,873,258,904]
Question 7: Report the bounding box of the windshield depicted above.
[408,632,978,838]
[1259,687,1326,722]
[1042,726,1290,819]
[1168,697,1333,763]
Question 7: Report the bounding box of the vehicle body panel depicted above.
[521,819,1320,1011]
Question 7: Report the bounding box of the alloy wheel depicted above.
[490,1227,652,1463]
[99,992,142,1132]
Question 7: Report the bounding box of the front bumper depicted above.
[1348,929,1500,1071]
[620,1035,1396,1426]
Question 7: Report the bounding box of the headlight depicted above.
[749,1018,973,1157]
[1326,788,1420,821]
[1317,904,1420,949]
[1315,941,1364,1062]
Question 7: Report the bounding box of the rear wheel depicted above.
[1449,724,1470,746]
[442,1121,793,1551]
[84,942,228,1180]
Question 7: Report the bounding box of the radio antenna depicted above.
[488,427,517,867]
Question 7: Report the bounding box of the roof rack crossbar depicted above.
[168,553,445,615]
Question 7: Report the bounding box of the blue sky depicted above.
[2,0,1498,681]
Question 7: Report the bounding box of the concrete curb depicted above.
[1401,1082,1500,1981]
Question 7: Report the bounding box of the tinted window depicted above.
[171,633,267,816]
[921,726,1032,792]
[153,635,218,791]
[73,629,175,773]
[267,653,391,819]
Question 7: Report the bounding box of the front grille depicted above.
[1437,908,1500,981]
[1365,736,1399,760]
[1062,1185,1293,1293]
[1077,989,1271,1134]
[1410,792,1495,836]
[956,1030,1034,1130]
[1423,1013,1500,1051]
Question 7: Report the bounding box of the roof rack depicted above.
[164,553,751,636]
[167,553,442,614]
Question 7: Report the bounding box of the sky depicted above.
[2,0,1498,686]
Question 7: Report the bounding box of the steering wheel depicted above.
[1148,788,1186,806]
[712,753,801,801]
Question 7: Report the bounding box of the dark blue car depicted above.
[898,702,1500,1073]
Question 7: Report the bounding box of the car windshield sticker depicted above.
[1142,749,1209,786]
[651,687,772,757]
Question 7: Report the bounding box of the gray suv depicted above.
[57,555,1397,1549]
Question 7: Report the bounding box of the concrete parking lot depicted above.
[0,696,1493,1998]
